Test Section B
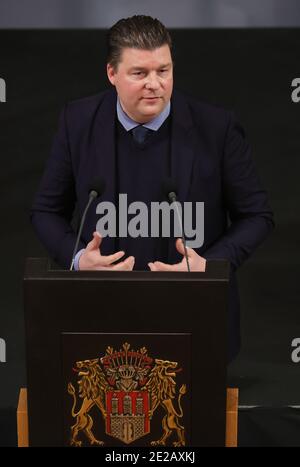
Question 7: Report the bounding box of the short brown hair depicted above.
[107,15,172,69]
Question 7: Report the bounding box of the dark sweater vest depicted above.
[116,117,171,270]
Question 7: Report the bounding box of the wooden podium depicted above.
[23,258,232,446]
[17,387,238,447]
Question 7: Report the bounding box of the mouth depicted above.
[142,96,161,101]
[165,366,182,377]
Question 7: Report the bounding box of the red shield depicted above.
[106,390,150,444]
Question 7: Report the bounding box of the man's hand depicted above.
[79,232,135,271]
[148,238,206,272]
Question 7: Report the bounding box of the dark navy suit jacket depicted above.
[31,88,274,360]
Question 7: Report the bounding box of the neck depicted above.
[119,99,162,124]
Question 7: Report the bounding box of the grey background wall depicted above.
[1,0,300,28]
[1,0,300,447]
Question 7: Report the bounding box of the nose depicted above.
[145,72,160,91]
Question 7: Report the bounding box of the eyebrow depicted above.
[129,63,172,71]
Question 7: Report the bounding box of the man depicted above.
[31,16,274,360]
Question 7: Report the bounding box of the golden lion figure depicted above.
[67,358,109,447]
[146,359,187,447]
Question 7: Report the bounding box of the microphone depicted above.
[69,178,106,270]
[162,178,190,272]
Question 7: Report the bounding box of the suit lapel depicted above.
[170,90,196,203]
[93,88,117,255]
[169,91,197,262]
[93,88,117,204]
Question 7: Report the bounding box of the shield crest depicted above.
[67,342,187,447]
[106,390,150,443]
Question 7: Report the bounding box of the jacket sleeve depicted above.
[30,105,85,268]
[203,112,274,270]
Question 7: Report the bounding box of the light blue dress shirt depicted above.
[116,97,170,131]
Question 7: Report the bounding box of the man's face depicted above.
[107,44,173,123]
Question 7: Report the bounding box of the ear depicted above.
[107,63,116,86]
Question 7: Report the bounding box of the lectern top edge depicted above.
[24,257,230,282]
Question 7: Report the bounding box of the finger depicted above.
[176,240,206,272]
[93,256,134,271]
[110,256,135,271]
[148,262,158,271]
[86,231,102,251]
[152,261,179,271]
[175,238,193,257]
[179,257,190,272]
[179,255,206,272]
[191,256,207,272]
[100,250,125,266]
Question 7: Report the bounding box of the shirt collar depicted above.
[117,97,171,132]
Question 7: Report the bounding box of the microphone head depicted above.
[88,177,106,199]
[162,178,178,203]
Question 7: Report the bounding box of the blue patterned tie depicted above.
[131,125,152,144]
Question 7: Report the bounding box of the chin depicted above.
[141,105,162,116]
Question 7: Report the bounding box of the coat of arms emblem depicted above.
[67,342,187,446]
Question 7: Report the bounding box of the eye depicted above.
[132,71,145,76]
